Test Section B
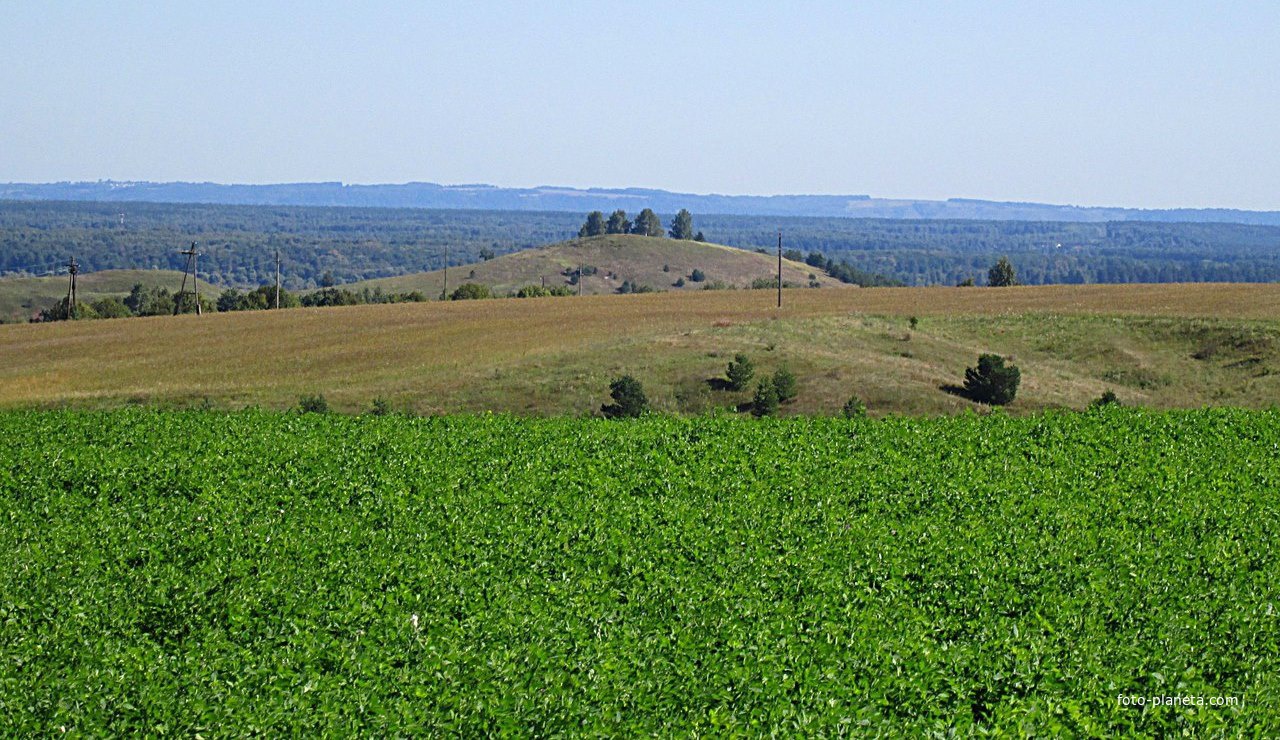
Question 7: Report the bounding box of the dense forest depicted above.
[2,200,1279,288]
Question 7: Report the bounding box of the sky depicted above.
[2,1,1278,210]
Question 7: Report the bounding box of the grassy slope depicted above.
[0,269,219,322]
[343,234,846,296]
[1,283,1278,415]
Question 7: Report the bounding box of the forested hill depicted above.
[4,180,1280,225]
[3,200,1280,288]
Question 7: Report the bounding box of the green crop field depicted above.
[2,408,1276,734]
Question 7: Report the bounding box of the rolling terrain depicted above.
[1,284,1277,415]
[344,234,845,296]
[0,269,218,323]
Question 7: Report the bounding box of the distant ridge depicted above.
[3,180,1279,226]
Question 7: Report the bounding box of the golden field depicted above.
[1,283,1278,415]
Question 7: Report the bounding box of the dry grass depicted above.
[2,283,1278,415]
[344,234,842,296]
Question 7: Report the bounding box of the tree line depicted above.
[577,208,705,241]
[6,199,1280,289]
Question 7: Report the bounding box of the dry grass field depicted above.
[1,283,1278,415]
[344,234,844,296]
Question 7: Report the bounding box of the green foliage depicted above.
[669,209,694,240]
[726,353,754,391]
[842,395,867,418]
[601,375,648,418]
[125,283,175,316]
[964,353,1021,405]
[772,367,798,403]
[296,393,329,413]
[2,408,1279,734]
[630,208,664,237]
[783,248,804,262]
[909,316,919,330]
[958,277,976,287]
[449,283,491,301]
[988,256,1018,287]
[693,231,706,242]
[751,380,779,416]
[689,268,706,282]
[1091,389,1122,408]
[578,211,607,238]
[673,277,685,288]
[605,209,631,235]
[368,396,392,416]
[11,200,1280,289]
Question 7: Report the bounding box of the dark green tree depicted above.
[726,354,754,391]
[601,375,648,418]
[449,283,491,300]
[631,208,664,237]
[89,296,132,319]
[605,210,631,234]
[1091,389,1121,408]
[751,381,779,417]
[689,268,706,282]
[669,209,694,240]
[772,367,798,403]
[297,394,330,414]
[693,231,706,242]
[579,211,607,238]
[963,354,1021,405]
[842,395,867,418]
[988,257,1018,287]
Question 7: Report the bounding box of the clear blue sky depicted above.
[2,1,1278,209]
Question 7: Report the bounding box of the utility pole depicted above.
[175,242,202,316]
[66,256,78,319]
[777,230,783,308]
[274,248,282,309]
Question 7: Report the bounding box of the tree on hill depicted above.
[694,231,706,242]
[689,268,706,282]
[988,257,1018,287]
[726,354,754,391]
[579,211,607,238]
[631,209,664,237]
[601,375,648,418]
[751,381,779,417]
[963,354,1020,405]
[605,210,631,234]
[669,209,694,240]
[449,283,491,301]
[772,367,798,403]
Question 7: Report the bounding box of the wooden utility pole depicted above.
[175,242,202,316]
[777,230,783,308]
[442,242,449,300]
[274,248,282,309]
[66,256,79,319]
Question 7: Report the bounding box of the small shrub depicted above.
[369,397,392,416]
[842,396,867,418]
[601,375,648,419]
[726,354,754,391]
[909,316,919,330]
[772,367,798,403]
[964,354,1020,405]
[689,269,706,282]
[674,277,686,287]
[450,283,491,301]
[1090,390,1121,409]
[297,394,330,414]
[751,381,779,417]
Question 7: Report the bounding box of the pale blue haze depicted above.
[1,1,1277,209]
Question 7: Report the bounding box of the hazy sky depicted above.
[2,1,1278,209]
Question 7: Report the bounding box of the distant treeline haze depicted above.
[3,200,1279,288]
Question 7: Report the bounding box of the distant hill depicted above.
[0,269,217,323]
[343,234,848,297]
[5,180,1280,225]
